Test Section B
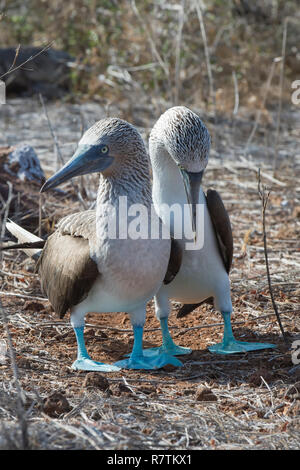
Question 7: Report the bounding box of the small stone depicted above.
[183,388,194,396]
[24,301,45,312]
[42,391,72,417]
[138,385,157,395]
[83,372,109,391]
[161,364,177,372]
[109,382,132,396]
[90,410,101,421]
[195,386,217,402]
[248,369,273,387]
[6,144,45,183]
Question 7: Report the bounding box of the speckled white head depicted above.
[149,107,211,239]
[149,106,211,173]
[80,117,146,159]
[41,117,150,195]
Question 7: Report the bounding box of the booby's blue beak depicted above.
[40,144,114,193]
[179,168,204,240]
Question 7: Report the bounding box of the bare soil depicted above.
[0,97,299,450]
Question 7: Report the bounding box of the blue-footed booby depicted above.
[4,117,183,371]
[146,106,276,355]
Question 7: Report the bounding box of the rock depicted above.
[0,47,74,98]
[24,301,45,312]
[195,386,217,402]
[248,368,273,387]
[137,384,157,395]
[109,382,133,396]
[232,0,279,24]
[161,364,177,372]
[5,144,45,183]
[42,391,72,417]
[83,373,110,391]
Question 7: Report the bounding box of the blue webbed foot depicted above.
[72,326,120,372]
[72,358,121,372]
[138,317,192,357]
[142,344,192,357]
[116,324,183,369]
[114,352,182,370]
[209,311,276,355]
[208,339,276,355]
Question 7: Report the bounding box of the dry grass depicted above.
[1,1,300,110]
[0,0,299,451]
[0,100,299,449]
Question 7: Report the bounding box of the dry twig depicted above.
[39,93,87,210]
[0,299,29,449]
[257,169,287,343]
[0,43,54,80]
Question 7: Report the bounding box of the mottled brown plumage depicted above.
[36,228,99,319]
[3,208,182,318]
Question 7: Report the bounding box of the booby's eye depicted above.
[101,145,109,154]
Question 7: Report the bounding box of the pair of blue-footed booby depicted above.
[4,107,276,373]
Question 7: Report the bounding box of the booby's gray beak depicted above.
[40,145,114,193]
[179,168,204,241]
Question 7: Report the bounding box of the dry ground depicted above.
[0,98,299,450]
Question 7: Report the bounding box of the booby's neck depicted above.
[151,145,206,206]
[150,145,206,243]
[94,151,153,242]
[97,154,152,208]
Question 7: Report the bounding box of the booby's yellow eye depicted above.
[101,145,109,154]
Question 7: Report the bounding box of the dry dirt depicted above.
[0,97,299,450]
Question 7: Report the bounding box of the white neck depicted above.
[96,168,152,241]
[150,146,206,241]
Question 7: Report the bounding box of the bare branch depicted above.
[194,0,215,111]
[39,93,88,210]
[257,169,287,343]
[0,298,29,449]
[0,42,54,80]
[174,0,185,105]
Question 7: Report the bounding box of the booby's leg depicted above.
[208,311,276,354]
[114,307,183,369]
[141,291,192,357]
[71,312,120,372]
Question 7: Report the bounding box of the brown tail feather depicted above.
[1,240,46,251]
[176,297,214,318]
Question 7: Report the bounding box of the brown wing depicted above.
[1,240,45,250]
[57,210,96,240]
[177,298,214,318]
[177,189,233,319]
[163,238,182,285]
[206,189,233,274]
[36,211,99,318]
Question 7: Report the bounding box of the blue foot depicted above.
[72,358,121,372]
[141,344,192,357]
[208,340,276,355]
[72,326,121,372]
[209,311,277,354]
[136,317,192,357]
[114,352,182,370]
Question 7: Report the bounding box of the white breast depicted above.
[152,159,231,310]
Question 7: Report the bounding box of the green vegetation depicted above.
[0,0,299,110]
